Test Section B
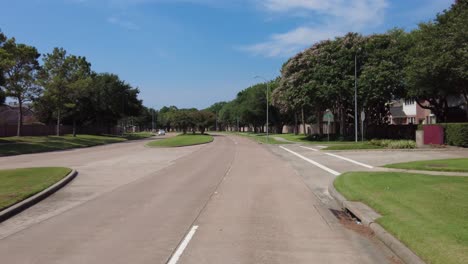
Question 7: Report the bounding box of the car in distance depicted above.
[158,129,166,136]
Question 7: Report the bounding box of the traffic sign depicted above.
[323,111,334,122]
[360,111,365,121]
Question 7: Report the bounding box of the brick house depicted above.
[389,99,435,125]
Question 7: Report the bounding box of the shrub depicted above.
[440,123,468,147]
[387,140,416,149]
[370,139,416,149]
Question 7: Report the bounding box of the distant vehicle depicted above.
[158,129,166,136]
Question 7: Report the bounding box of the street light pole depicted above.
[152,109,155,132]
[354,53,358,143]
[255,76,269,144]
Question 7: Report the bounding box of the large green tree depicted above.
[38,48,92,135]
[0,37,41,136]
[359,29,410,125]
[87,73,142,132]
[406,0,468,121]
[0,32,7,104]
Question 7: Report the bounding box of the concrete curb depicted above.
[328,182,426,264]
[0,169,78,223]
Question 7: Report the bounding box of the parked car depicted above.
[158,129,166,136]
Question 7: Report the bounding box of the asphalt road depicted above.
[3,135,464,263]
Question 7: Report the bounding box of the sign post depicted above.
[323,110,334,142]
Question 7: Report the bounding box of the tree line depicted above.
[206,0,467,137]
[0,34,146,136]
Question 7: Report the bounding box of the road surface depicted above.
[3,135,459,263]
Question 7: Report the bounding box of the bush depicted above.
[370,139,416,149]
[387,140,416,149]
[440,123,468,147]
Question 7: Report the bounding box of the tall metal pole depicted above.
[152,109,155,132]
[354,54,358,143]
[266,81,269,144]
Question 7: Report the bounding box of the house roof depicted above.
[390,106,406,118]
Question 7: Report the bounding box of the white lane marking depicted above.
[324,153,374,169]
[167,225,199,264]
[280,146,340,176]
[300,146,319,152]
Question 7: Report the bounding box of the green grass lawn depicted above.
[323,142,383,150]
[147,134,213,147]
[385,158,468,172]
[239,133,288,144]
[0,133,154,156]
[273,133,353,144]
[335,172,468,264]
[0,167,72,211]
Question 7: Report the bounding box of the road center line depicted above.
[280,146,340,176]
[324,153,374,169]
[300,146,319,151]
[167,225,199,264]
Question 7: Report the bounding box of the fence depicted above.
[0,124,121,137]
[365,124,418,140]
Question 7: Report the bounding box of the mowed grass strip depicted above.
[0,133,154,156]
[324,142,383,150]
[385,158,468,172]
[0,167,72,211]
[236,133,288,145]
[335,172,468,264]
[147,134,213,147]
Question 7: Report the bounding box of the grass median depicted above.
[0,132,154,156]
[147,134,213,147]
[236,133,288,145]
[334,171,468,264]
[385,158,468,172]
[0,167,72,211]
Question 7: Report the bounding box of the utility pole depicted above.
[354,53,358,143]
[152,109,155,132]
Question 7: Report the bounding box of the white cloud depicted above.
[241,26,343,57]
[107,16,140,30]
[243,0,388,57]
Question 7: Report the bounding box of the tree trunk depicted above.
[56,108,61,136]
[72,118,77,137]
[294,112,298,135]
[17,98,23,137]
[339,106,345,137]
[317,110,323,136]
[301,107,306,136]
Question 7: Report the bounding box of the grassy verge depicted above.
[0,167,71,211]
[334,172,468,264]
[239,133,288,144]
[324,142,383,150]
[385,158,468,172]
[0,133,154,156]
[147,134,213,147]
[273,134,352,145]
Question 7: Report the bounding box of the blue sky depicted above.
[0,0,454,109]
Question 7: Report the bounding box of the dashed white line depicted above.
[280,146,340,176]
[167,225,199,264]
[324,153,374,169]
[300,146,319,152]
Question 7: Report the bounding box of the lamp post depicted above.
[152,108,155,132]
[254,76,269,144]
[354,52,359,143]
